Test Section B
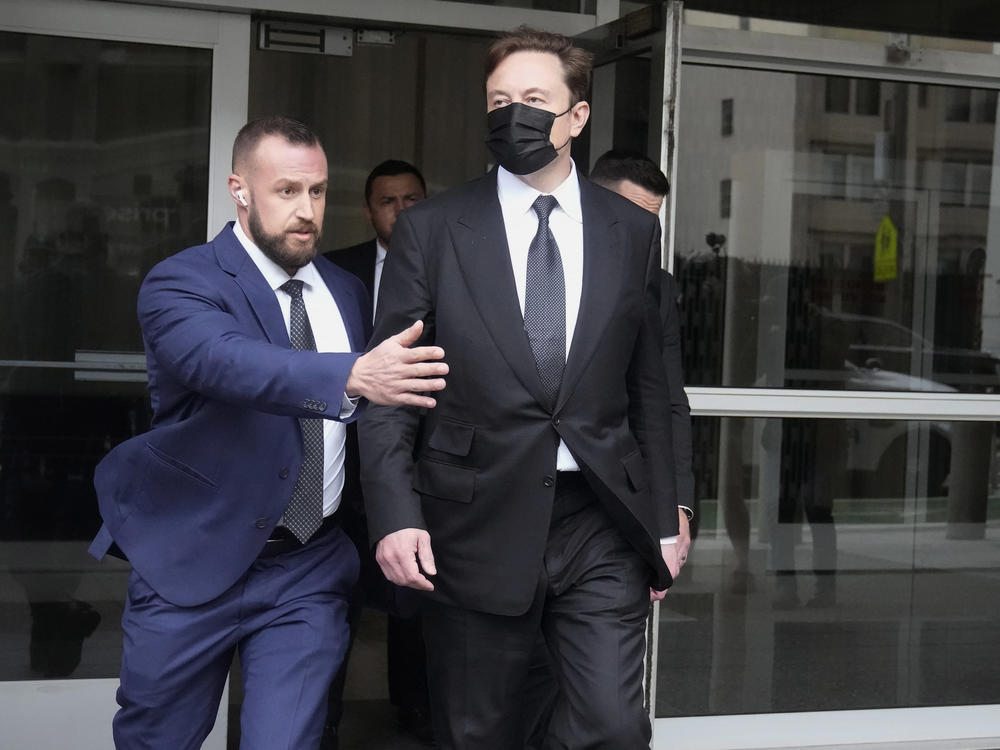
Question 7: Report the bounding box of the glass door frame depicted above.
[572,3,686,727]
[0,1,248,747]
[655,13,1000,750]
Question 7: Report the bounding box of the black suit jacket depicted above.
[325,240,378,303]
[660,270,694,510]
[358,169,677,616]
[323,240,377,523]
[325,238,421,617]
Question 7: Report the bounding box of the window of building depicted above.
[720,178,732,218]
[973,89,998,123]
[845,153,874,201]
[970,163,992,206]
[721,97,733,136]
[855,78,881,116]
[942,160,968,205]
[825,77,882,116]
[825,76,850,113]
[946,87,973,121]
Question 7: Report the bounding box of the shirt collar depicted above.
[496,160,583,224]
[233,219,322,292]
[375,239,388,264]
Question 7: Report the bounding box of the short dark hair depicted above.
[589,149,669,196]
[485,26,593,106]
[232,115,321,172]
[364,160,427,204]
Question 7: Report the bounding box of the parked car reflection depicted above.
[804,309,1000,499]
[820,309,1000,394]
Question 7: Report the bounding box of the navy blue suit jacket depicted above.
[89,223,371,607]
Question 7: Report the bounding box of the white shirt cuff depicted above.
[659,535,679,545]
[339,393,360,419]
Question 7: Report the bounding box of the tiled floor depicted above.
[337,699,430,750]
[335,607,432,750]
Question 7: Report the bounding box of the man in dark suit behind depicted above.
[589,149,696,559]
[322,160,433,747]
[327,160,426,307]
[88,116,448,749]
[359,28,681,749]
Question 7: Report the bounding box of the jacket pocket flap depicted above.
[413,458,476,503]
[427,419,475,457]
[621,450,648,493]
[146,442,218,488]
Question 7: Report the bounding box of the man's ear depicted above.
[569,101,590,137]
[228,175,248,207]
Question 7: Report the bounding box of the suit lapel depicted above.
[316,258,369,352]
[452,172,551,407]
[556,179,625,410]
[363,240,378,302]
[214,223,289,347]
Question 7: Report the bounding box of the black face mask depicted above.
[485,103,572,175]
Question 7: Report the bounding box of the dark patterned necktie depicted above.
[524,194,566,406]
[279,279,323,543]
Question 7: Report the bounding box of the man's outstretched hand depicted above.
[347,320,447,408]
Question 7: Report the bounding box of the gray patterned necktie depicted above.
[524,194,566,406]
[279,279,323,543]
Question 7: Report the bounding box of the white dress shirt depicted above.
[495,168,679,545]
[234,220,353,517]
[496,162,583,472]
[373,240,388,321]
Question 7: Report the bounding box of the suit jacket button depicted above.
[543,475,554,487]
[279,467,289,479]
[552,416,561,426]
[255,518,267,529]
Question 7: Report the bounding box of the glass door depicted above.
[578,5,1000,749]
[0,1,246,746]
[652,13,1000,750]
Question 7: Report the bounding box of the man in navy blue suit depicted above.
[88,116,447,749]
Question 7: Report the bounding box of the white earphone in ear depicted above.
[236,191,248,207]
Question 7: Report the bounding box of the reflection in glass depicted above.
[250,26,493,248]
[441,0,594,10]
[657,416,1000,716]
[0,31,210,680]
[675,65,1000,394]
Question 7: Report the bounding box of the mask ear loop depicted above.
[552,105,575,152]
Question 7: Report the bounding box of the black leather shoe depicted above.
[398,706,436,746]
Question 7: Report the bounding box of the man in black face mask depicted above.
[359,26,680,750]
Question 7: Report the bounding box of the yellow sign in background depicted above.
[874,215,898,282]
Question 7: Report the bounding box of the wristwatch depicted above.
[678,505,694,522]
